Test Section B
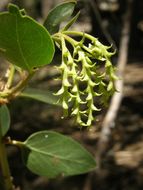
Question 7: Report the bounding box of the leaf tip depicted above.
[8,3,19,14]
[8,3,24,17]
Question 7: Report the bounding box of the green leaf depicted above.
[43,0,76,34]
[0,4,55,72]
[20,88,61,106]
[22,131,96,178]
[62,11,80,32]
[0,105,10,136]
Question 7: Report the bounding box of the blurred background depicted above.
[0,0,143,189]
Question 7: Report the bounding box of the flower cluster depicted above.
[54,32,117,127]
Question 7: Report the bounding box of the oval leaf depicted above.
[20,88,61,106]
[22,131,96,178]
[0,4,55,72]
[44,1,76,34]
[0,105,10,136]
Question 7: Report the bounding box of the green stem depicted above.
[0,135,14,190]
[5,65,15,90]
[9,71,34,96]
[53,32,97,55]
[62,31,97,41]
[0,71,35,101]
[53,32,78,47]
[6,139,24,148]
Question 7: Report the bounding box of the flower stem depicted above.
[62,31,96,41]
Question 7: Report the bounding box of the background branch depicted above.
[0,0,11,11]
[96,0,133,164]
[88,0,117,50]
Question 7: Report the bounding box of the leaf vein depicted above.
[27,145,89,165]
[15,15,30,70]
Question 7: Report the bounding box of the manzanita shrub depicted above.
[0,1,117,190]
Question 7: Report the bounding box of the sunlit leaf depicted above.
[0,4,55,72]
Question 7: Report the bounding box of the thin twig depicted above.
[96,0,133,164]
[87,0,117,50]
